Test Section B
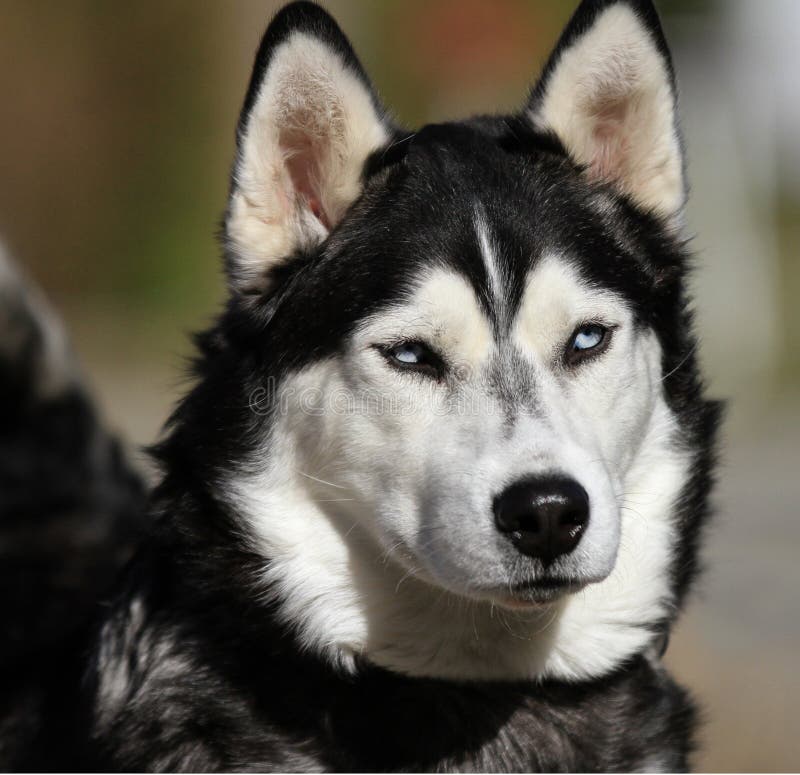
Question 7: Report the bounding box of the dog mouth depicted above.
[490,576,586,609]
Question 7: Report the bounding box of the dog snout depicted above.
[493,476,589,563]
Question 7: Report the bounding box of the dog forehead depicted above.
[349,222,620,350]
[357,267,493,360]
[316,128,650,356]
[513,254,628,354]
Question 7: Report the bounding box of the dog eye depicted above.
[565,324,610,366]
[382,341,444,379]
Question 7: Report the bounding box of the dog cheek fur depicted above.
[221,282,696,684]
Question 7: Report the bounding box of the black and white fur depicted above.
[0,0,720,770]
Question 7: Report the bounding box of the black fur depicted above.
[80,545,697,771]
[0,0,720,770]
[0,261,146,769]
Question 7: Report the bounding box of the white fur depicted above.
[475,209,507,319]
[229,258,690,682]
[528,3,684,217]
[0,241,77,398]
[227,32,390,291]
[95,598,197,733]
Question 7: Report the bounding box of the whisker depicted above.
[661,343,699,383]
[395,566,419,593]
[343,521,361,539]
[295,469,349,490]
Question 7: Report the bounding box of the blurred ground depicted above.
[2,1,799,771]
[667,401,800,772]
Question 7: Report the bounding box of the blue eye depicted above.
[393,343,425,364]
[573,325,605,351]
[382,341,444,379]
[566,324,610,365]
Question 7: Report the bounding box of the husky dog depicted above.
[0,0,720,770]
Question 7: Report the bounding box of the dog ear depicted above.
[224,2,396,293]
[525,0,685,220]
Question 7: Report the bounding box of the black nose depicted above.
[493,476,590,562]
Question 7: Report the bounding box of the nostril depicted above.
[559,504,589,530]
[557,512,587,544]
[493,476,590,561]
[514,510,543,535]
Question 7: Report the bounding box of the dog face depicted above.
[338,261,647,607]
[275,152,668,610]
[201,0,717,681]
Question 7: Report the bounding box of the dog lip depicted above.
[510,576,579,592]
[470,576,585,609]
[503,577,584,604]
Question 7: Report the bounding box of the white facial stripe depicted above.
[513,254,627,361]
[474,209,507,325]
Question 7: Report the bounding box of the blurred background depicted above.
[1,1,798,770]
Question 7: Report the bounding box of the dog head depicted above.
[170,0,718,681]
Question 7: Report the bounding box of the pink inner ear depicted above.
[281,128,332,230]
[588,98,630,186]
